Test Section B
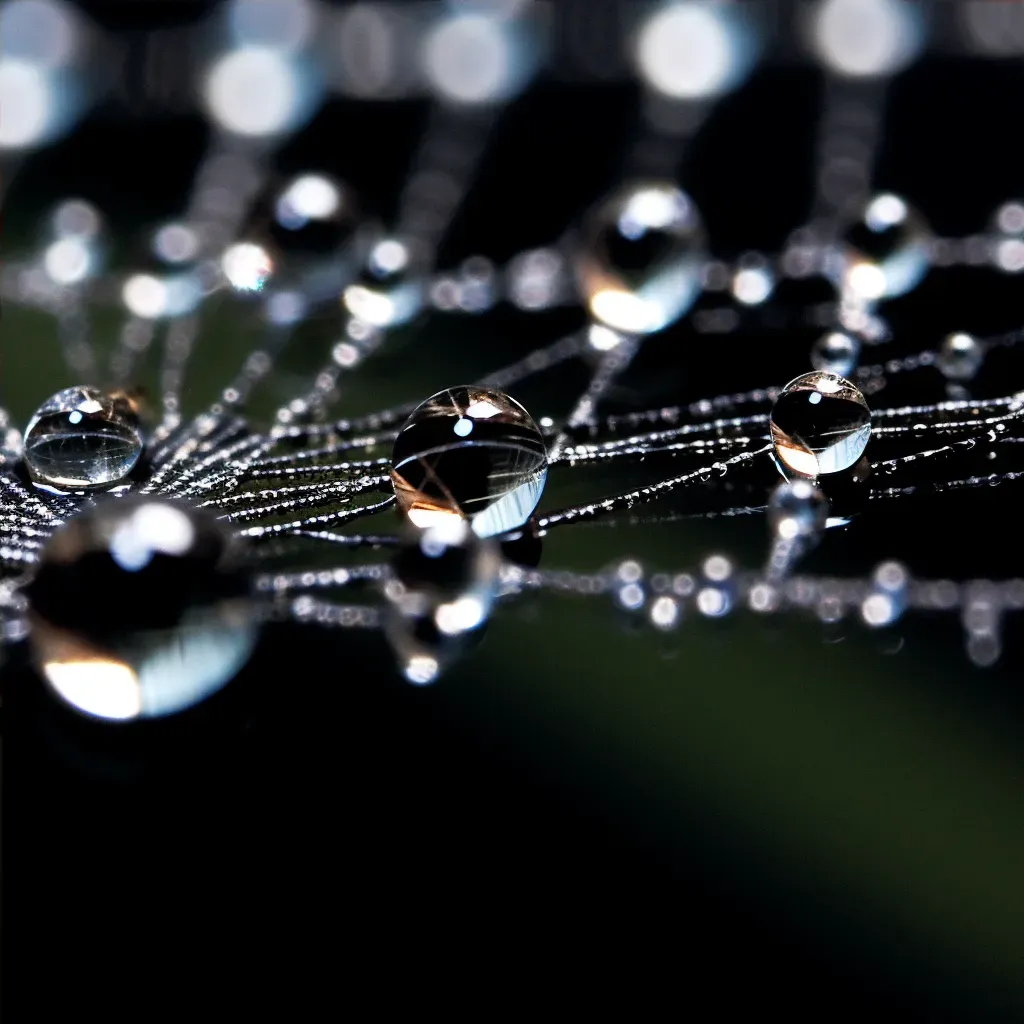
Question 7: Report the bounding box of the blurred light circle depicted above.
[335,3,399,98]
[422,12,523,105]
[275,173,340,224]
[51,198,102,239]
[228,0,314,54]
[0,0,78,69]
[0,58,54,149]
[221,242,273,293]
[811,0,924,78]
[154,223,199,264]
[203,46,305,137]
[123,273,202,319]
[634,2,754,100]
[444,0,530,14]
[43,236,93,284]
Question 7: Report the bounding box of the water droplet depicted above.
[122,221,205,319]
[833,192,931,301]
[270,173,359,255]
[42,199,106,285]
[384,519,501,684]
[221,240,275,294]
[937,332,984,381]
[649,595,680,630]
[50,198,104,241]
[391,386,548,539]
[574,181,706,334]
[239,172,363,300]
[25,498,258,720]
[767,479,828,540]
[731,262,774,306]
[343,236,427,328]
[810,330,860,377]
[23,386,144,491]
[770,371,871,477]
[994,200,1024,236]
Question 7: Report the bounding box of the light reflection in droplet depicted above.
[222,241,274,293]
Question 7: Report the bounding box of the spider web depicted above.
[3,3,1024,683]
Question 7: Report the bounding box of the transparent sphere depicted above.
[50,198,103,240]
[23,386,143,491]
[937,332,984,382]
[810,330,860,378]
[41,197,106,285]
[833,192,931,301]
[391,385,548,539]
[26,497,258,720]
[574,181,706,335]
[221,240,275,295]
[731,262,774,306]
[122,221,205,319]
[238,172,362,301]
[270,173,360,259]
[768,478,829,540]
[384,518,502,684]
[343,236,427,328]
[770,371,872,478]
[993,200,1024,237]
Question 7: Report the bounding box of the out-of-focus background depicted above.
[4,1,1024,1017]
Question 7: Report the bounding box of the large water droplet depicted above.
[26,497,258,720]
[391,386,548,539]
[770,371,871,477]
[574,181,706,335]
[23,386,144,491]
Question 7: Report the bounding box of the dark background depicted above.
[4,2,1024,1017]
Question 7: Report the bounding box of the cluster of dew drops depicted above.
[2,165,1024,722]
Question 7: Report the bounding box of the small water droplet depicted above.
[384,519,501,683]
[810,330,860,378]
[344,235,427,328]
[768,478,828,540]
[937,332,984,381]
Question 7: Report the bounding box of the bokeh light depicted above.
[634,1,759,100]
[421,10,534,105]
[810,0,925,78]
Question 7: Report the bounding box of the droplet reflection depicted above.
[770,371,872,478]
[384,518,501,684]
[26,498,258,720]
[575,181,706,335]
[23,385,143,491]
[391,385,547,538]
